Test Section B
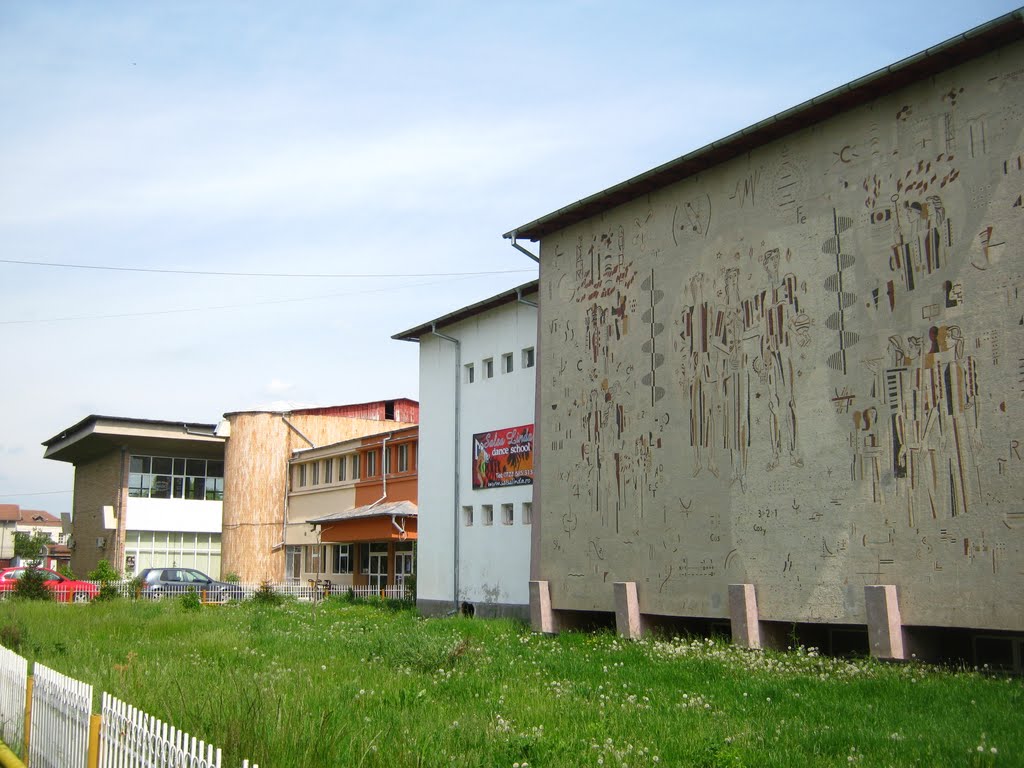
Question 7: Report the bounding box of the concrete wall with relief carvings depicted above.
[535,42,1024,631]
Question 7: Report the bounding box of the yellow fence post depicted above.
[21,676,32,763]
[88,713,101,768]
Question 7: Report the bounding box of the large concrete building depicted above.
[505,12,1024,662]
[42,416,227,577]
[44,399,418,581]
[221,399,418,582]
[395,281,538,618]
[287,425,419,590]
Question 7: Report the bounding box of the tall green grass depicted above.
[0,598,1018,767]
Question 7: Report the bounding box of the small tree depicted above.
[13,531,52,566]
[13,567,52,601]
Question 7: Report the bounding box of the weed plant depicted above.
[0,599,1018,767]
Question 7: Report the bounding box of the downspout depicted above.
[508,234,539,263]
[182,423,217,437]
[431,322,462,610]
[365,433,392,510]
[279,414,315,563]
[281,415,316,448]
[114,446,127,573]
[515,286,538,308]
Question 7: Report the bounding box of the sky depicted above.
[1,0,1019,515]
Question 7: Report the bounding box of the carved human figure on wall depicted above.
[679,271,721,478]
[749,248,803,471]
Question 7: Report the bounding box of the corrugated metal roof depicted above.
[503,10,1024,243]
[307,499,417,525]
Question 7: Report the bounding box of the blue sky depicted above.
[0,1,1018,514]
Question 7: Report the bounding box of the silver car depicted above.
[137,567,243,603]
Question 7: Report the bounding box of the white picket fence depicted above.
[101,692,222,767]
[85,580,409,602]
[0,650,258,768]
[0,644,26,751]
[29,662,92,768]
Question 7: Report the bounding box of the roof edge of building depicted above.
[503,9,1024,243]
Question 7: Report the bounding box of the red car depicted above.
[0,567,99,603]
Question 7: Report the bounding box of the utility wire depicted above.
[0,274,500,325]
[0,490,72,498]
[0,257,535,279]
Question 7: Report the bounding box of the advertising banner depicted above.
[472,424,534,489]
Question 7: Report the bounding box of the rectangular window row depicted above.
[296,541,414,577]
[294,442,416,489]
[465,347,534,383]
[128,455,225,501]
[462,501,532,527]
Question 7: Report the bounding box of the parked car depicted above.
[137,567,243,603]
[0,567,99,602]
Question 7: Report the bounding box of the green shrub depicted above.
[87,560,121,582]
[13,567,53,602]
[180,587,202,611]
[223,571,241,583]
[251,580,283,606]
[94,583,121,602]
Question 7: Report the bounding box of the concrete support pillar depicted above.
[613,581,644,640]
[529,580,558,634]
[864,584,907,660]
[729,583,761,649]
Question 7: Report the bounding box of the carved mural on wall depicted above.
[538,43,1024,630]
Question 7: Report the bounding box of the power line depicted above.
[0,258,535,279]
[0,490,72,498]
[0,274,502,325]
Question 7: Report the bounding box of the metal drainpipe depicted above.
[114,446,127,573]
[515,286,538,308]
[431,322,461,611]
[366,433,392,509]
[509,235,539,263]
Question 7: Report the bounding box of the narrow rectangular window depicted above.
[465,363,475,384]
[324,459,333,484]
[482,504,494,526]
[338,455,347,481]
[501,503,514,525]
[483,358,494,379]
[310,462,319,485]
[522,501,533,525]
[366,450,377,477]
[398,443,409,472]
[502,353,513,373]
[333,544,352,574]
[298,464,307,488]
[462,506,474,526]
[384,447,392,474]
[522,347,535,368]
[352,454,361,480]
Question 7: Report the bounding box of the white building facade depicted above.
[395,281,537,618]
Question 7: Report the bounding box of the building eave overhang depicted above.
[307,500,418,526]
[392,280,539,342]
[41,415,223,465]
[503,10,1024,243]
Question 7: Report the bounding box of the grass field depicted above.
[0,597,1019,767]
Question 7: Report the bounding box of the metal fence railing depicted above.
[0,649,258,768]
[29,662,92,768]
[0,644,26,751]
[76,579,410,603]
[101,692,223,768]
